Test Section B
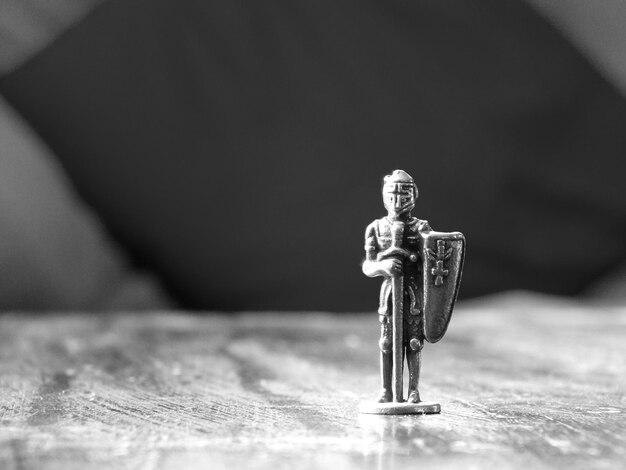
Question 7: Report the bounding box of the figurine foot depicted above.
[406,390,421,403]
[377,390,393,403]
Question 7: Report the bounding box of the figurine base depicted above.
[359,401,441,415]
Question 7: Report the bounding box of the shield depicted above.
[420,231,465,343]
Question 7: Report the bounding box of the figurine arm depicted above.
[362,222,401,278]
[362,252,382,278]
[362,223,379,277]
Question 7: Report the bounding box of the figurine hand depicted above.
[379,259,402,277]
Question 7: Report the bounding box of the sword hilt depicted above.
[391,221,404,248]
[377,247,416,261]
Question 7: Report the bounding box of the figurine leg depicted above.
[378,322,393,403]
[406,338,422,403]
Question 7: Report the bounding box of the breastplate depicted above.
[375,218,421,277]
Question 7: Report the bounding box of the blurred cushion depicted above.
[0,94,173,310]
[0,0,103,76]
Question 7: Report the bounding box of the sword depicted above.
[390,221,404,402]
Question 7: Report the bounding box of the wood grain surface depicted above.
[0,293,624,469]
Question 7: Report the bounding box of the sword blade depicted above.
[392,274,403,402]
[389,220,405,403]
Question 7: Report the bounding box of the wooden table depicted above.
[0,293,624,469]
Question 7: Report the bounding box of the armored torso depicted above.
[365,217,431,318]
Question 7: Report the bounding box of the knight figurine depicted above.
[359,169,465,415]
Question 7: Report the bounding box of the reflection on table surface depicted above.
[0,292,624,469]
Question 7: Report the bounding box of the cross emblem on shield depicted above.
[427,240,453,286]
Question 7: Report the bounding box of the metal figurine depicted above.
[359,170,465,415]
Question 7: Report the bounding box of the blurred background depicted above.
[0,0,625,312]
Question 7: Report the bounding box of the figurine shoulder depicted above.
[365,220,381,238]
[418,219,432,232]
[409,218,432,233]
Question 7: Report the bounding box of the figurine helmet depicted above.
[382,169,418,215]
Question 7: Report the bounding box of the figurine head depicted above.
[382,169,418,217]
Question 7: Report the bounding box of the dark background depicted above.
[2,0,625,311]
